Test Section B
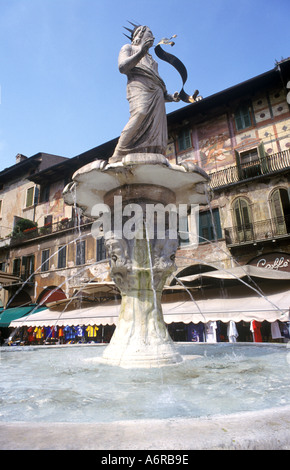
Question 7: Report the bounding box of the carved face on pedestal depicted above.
[105,230,178,293]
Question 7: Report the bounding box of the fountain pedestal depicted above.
[102,183,181,367]
[63,154,209,368]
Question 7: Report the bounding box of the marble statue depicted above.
[110,25,180,163]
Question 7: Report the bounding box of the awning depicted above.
[10,301,121,327]
[71,281,120,296]
[0,272,21,286]
[162,290,290,323]
[0,305,47,327]
[178,265,290,282]
[10,290,289,327]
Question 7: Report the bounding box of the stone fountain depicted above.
[63,25,209,368]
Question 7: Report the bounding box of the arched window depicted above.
[269,188,290,235]
[233,198,253,242]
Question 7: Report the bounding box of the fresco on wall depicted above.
[197,114,234,171]
[165,142,176,163]
[177,149,198,164]
[274,121,290,152]
[256,125,277,154]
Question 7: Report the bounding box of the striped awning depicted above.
[9,289,289,327]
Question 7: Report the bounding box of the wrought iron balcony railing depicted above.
[224,215,290,246]
[10,216,93,246]
[210,149,290,189]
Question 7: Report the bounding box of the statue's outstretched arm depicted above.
[164,91,180,103]
[118,38,153,75]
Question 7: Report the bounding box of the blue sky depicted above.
[0,0,289,171]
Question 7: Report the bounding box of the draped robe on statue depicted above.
[111,45,168,160]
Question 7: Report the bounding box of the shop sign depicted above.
[248,252,290,272]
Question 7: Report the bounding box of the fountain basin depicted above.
[63,155,210,216]
[1,342,290,449]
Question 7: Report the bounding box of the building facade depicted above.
[1,57,290,342]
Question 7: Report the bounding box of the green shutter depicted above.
[178,130,192,151]
[26,187,34,207]
[199,209,222,242]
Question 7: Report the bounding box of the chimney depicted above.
[15,154,27,164]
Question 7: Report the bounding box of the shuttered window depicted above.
[178,129,192,151]
[26,187,34,208]
[41,249,50,272]
[58,246,67,269]
[199,209,222,243]
[76,241,86,265]
[234,105,252,131]
[233,198,251,229]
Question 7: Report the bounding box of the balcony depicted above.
[10,217,93,246]
[224,215,290,247]
[210,149,290,189]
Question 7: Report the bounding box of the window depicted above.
[39,184,50,203]
[179,215,189,245]
[0,199,2,217]
[235,143,267,179]
[240,149,259,165]
[76,241,86,265]
[234,105,252,131]
[41,249,50,272]
[239,148,261,178]
[199,209,222,243]
[96,237,106,261]
[233,198,253,242]
[270,188,290,235]
[21,255,35,280]
[177,129,192,152]
[43,215,53,233]
[44,215,52,225]
[0,262,6,272]
[234,198,251,229]
[57,245,67,269]
[25,186,38,208]
[12,258,21,277]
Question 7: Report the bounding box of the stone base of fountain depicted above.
[100,342,183,368]
[63,153,209,368]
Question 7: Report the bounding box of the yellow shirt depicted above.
[34,327,43,339]
[86,325,99,337]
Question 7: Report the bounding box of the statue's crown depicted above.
[123,21,141,41]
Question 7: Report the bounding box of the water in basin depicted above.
[0,343,289,423]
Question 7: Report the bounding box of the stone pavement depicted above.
[1,405,290,450]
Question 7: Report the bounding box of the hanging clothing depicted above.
[34,327,44,340]
[76,325,85,342]
[280,322,290,339]
[51,326,58,339]
[187,323,205,342]
[227,321,239,343]
[250,320,262,342]
[58,326,64,343]
[205,321,217,343]
[58,327,64,338]
[271,321,282,339]
[63,326,76,342]
[27,326,35,343]
[86,325,99,338]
